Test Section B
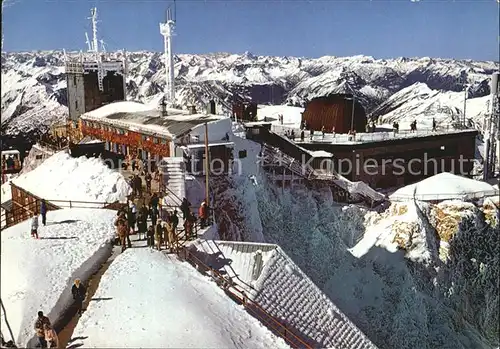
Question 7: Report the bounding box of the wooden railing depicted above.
[0,198,127,231]
[174,241,314,349]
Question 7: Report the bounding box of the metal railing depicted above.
[0,198,126,231]
[271,124,475,145]
[174,242,314,349]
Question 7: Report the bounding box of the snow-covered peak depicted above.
[1,50,496,137]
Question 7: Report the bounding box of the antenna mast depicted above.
[159,1,176,106]
[87,7,99,53]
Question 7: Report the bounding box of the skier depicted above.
[31,214,39,239]
[71,278,86,316]
[432,118,437,132]
[40,199,47,226]
[34,311,51,348]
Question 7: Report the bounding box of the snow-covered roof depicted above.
[309,150,332,158]
[184,141,234,149]
[189,240,376,349]
[1,208,117,348]
[11,152,131,206]
[81,101,228,139]
[389,172,499,202]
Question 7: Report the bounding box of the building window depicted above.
[73,75,76,85]
[75,100,78,110]
[239,150,247,159]
[162,139,167,145]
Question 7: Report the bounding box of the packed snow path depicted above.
[57,243,123,348]
[0,209,116,348]
[69,243,290,348]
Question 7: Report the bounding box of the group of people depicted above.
[33,278,86,348]
[30,199,47,239]
[39,133,68,150]
[114,195,209,253]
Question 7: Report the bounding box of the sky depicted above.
[1,0,499,61]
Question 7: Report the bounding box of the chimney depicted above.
[188,105,197,115]
[209,100,216,115]
[160,96,167,116]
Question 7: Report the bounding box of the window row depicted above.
[81,121,128,135]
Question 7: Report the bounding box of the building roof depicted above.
[1,199,13,212]
[389,172,499,202]
[81,101,227,139]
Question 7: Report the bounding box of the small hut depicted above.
[301,94,367,134]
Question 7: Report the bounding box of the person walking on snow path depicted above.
[115,212,130,252]
[145,171,152,194]
[155,220,163,251]
[171,210,179,232]
[199,200,208,228]
[43,323,59,348]
[40,200,47,226]
[149,205,159,227]
[72,278,86,316]
[180,198,191,220]
[136,211,147,240]
[31,214,39,239]
[147,225,155,248]
[34,311,51,348]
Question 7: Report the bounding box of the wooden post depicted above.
[204,122,210,208]
[282,167,285,192]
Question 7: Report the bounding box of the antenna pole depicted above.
[91,7,99,53]
[159,6,176,106]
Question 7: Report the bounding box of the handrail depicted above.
[0,298,16,347]
[179,248,313,349]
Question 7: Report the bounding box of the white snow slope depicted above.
[0,208,116,347]
[390,172,499,202]
[70,248,290,349]
[189,240,376,349]
[1,51,496,136]
[213,174,498,349]
[11,151,131,207]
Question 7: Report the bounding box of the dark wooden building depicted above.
[297,130,478,190]
[232,102,258,122]
[301,94,367,134]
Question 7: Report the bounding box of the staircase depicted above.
[162,157,186,208]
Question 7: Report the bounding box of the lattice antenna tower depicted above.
[160,1,177,106]
[84,8,100,53]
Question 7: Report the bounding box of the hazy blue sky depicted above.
[2,0,498,60]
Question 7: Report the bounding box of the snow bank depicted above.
[11,152,131,207]
[257,105,304,126]
[1,182,12,204]
[70,248,289,349]
[390,172,498,202]
[188,240,376,349]
[85,101,153,119]
[0,209,117,347]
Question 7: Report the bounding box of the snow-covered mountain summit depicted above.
[1,50,496,137]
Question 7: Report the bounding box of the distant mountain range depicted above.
[1,50,496,138]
